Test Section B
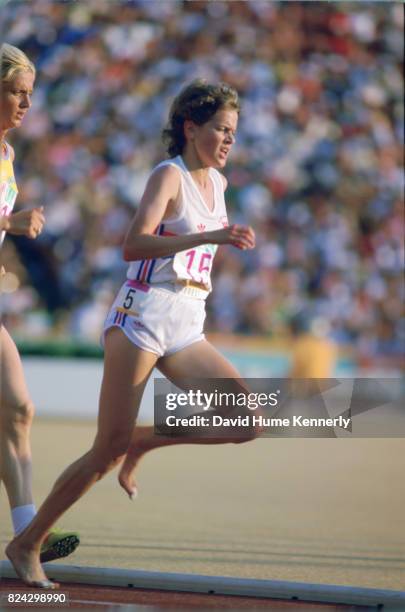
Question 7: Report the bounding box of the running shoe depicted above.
[40,529,80,563]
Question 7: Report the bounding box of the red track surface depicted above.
[0,579,368,609]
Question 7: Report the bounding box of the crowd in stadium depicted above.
[1,1,403,366]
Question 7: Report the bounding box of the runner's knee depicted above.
[1,399,35,432]
[95,454,124,477]
[92,431,130,473]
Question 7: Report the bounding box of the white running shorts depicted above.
[102,280,206,356]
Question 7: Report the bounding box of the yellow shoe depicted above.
[40,529,80,563]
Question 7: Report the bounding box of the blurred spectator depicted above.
[288,311,337,379]
[0,0,403,369]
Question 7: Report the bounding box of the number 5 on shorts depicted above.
[123,288,136,309]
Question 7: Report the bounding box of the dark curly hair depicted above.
[162,79,240,157]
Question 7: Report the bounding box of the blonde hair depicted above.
[1,43,35,82]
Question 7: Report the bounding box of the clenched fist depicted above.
[208,224,256,250]
[2,207,45,239]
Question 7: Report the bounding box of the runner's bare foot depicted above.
[6,538,59,589]
[118,427,155,498]
[118,450,142,499]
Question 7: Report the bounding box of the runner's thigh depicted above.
[158,339,242,379]
[95,327,158,446]
[0,326,31,418]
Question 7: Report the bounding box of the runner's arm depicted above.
[123,167,254,261]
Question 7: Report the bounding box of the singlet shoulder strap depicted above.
[151,156,185,223]
[1,141,12,160]
[210,168,226,194]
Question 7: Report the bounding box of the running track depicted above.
[0,578,369,609]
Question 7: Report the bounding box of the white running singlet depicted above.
[126,155,228,299]
[0,142,18,247]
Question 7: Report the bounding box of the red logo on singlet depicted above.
[197,223,206,232]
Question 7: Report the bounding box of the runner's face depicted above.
[0,70,34,132]
[187,108,238,169]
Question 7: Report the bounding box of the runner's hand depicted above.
[208,224,256,250]
[3,207,45,239]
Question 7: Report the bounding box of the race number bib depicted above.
[173,243,217,288]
